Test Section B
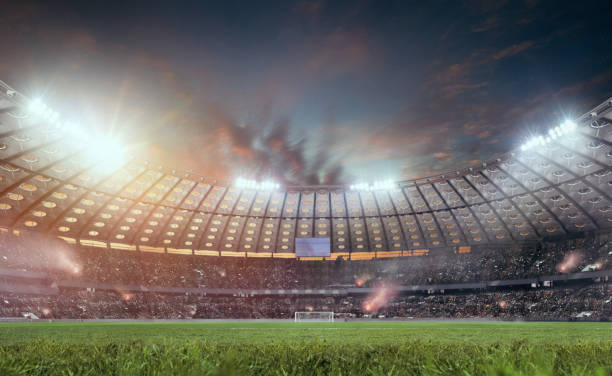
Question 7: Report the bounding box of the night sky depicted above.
[1,0,611,185]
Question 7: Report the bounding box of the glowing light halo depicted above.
[82,134,127,172]
[350,179,395,191]
[520,120,577,152]
[25,98,129,174]
[235,178,280,191]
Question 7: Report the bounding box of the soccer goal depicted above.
[294,311,334,322]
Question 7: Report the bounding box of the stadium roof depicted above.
[0,80,610,257]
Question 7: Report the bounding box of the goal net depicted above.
[294,311,334,322]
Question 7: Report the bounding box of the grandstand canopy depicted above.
[0,82,610,257]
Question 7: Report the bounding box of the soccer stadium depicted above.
[1,1,611,375]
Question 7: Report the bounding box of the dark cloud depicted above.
[0,0,610,185]
[492,41,536,60]
[471,16,502,32]
[293,0,326,23]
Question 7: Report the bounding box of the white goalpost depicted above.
[294,311,334,322]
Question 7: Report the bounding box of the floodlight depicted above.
[350,179,395,191]
[28,98,47,116]
[49,110,60,124]
[520,119,578,152]
[561,120,576,132]
[62,121,90,142]
[83,136,126,173]
[235,178,280,191]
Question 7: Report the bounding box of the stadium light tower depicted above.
[521,120,577,152]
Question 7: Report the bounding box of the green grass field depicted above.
[0,321,611,375]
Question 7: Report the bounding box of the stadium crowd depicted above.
[0,231,609,289]
[0,285,609,321]
[0,230,610,321]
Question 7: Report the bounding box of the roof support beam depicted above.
[195,186,229,254]
[579,130,612,148]
[288,192,302,255]
[9,160,98,228]
[371,192,391,252]
[383,190,410,252]
[429,183,470,245]
[76,168,153,245]
[444,178,491,243]
[549,142,612,203]
[398,188,428,249]
[216,188,246,253]
[144,177,188,248]
[151,179,200,249]
[0,139,78,198]
[478,171,541,238]
[415,184,450,248]
[45,162,138,236]
[252,191,277,254]
[511,157,600,231]
[236,190,262,253]
[340,191,354,256]
[126,173,179,247]
[173,180,216,254]
[0,124,45,140]
[461,174,517,242]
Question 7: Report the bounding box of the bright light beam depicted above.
[83,135,127,173]
[350,179,395,191]
[235,178,280,191]
[521,120,577,152]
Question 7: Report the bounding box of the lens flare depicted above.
[556,251,583,273]
[82,136,126,174]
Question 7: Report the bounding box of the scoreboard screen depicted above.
[295,238,331,257]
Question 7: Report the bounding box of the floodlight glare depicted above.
[521,120,577,151]
[561,119,576,131]
[28,98,47,116]
[520,120,578,152]
[83,136,126,173]
[235,178,280,191]
[62,121,90,142]
[350,179,395,191]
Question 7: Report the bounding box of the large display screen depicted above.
[295,238,331,257]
